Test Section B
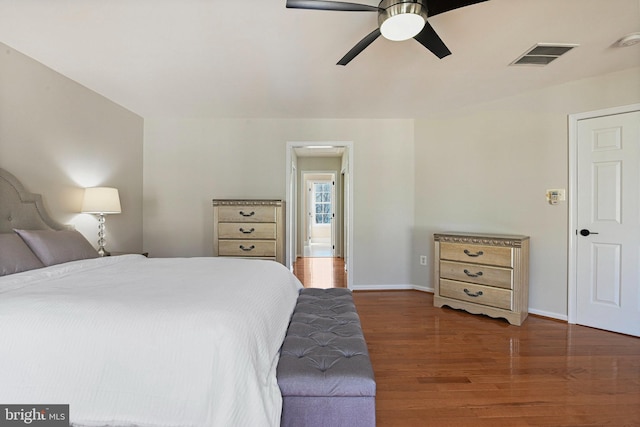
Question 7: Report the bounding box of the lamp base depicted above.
[96,214,111,257]
[98,247,111,257]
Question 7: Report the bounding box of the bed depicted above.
[0,167,302,426]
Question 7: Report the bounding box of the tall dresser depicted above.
[433,232,530,326]
[212,199,285,265]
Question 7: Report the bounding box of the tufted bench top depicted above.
[277,288,376,398]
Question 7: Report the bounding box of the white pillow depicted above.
[14,229,98,267]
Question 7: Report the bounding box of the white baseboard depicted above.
[528,308,568,321]
[350,284,412,291]
[350,284,434,293]
[349,285,567,322]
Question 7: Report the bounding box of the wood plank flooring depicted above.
[352,290,640,427]
[291,259,640,425]
[292,256,347,288]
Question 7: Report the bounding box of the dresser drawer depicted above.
[217,206,276,223]
[218,240,276,257]
[218,223,276,240]
[440,242,513,268]
[440,279,513,310]
[440,260,513,289]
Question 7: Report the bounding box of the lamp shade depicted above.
[81,187,121,214]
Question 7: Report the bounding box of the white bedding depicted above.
[0,255,302,427]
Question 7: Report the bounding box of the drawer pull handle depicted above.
[239,211,255,217]
[239,227,255,234]
[463,269,483,278]
[463,249,484,257]
[463,288,483,298]
[239,245,256,251]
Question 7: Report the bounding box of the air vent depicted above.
[510,43,579,66]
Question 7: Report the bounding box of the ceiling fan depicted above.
[286,0,488,65]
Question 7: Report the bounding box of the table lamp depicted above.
[81,187,121,256]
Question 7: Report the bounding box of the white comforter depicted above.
[0,255,302,427]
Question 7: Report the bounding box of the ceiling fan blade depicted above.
[413,22,451,59]
[337,28,381,65]
[427,0,489,17]
[286,0,380,12]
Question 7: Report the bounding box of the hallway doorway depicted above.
[285,142,354,289]
[303,175,335,258]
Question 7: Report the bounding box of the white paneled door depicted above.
[576,110,640,337]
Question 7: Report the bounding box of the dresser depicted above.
[433,232,530,326]
[212,199,285,264]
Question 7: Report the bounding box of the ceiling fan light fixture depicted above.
[380,14,425,41]
[615,33,640,47]
[379,0,428,41]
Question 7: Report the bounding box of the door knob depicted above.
[579,229,599,236]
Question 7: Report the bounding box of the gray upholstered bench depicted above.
[277,288,376,427]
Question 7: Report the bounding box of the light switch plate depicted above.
[546,189,566,204]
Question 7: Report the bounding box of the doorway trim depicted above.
[286,141,354,289]
[567,103,640,324]
[303,172,337,257]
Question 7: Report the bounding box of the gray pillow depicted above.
[14,229,98,267]
[0,233,45,276]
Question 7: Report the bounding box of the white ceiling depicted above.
[1,0,639,119]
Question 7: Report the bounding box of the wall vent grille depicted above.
[510,43,579,66]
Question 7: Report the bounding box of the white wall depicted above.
[0,42,144,252]
[413,67,640,319]
[7,39,635,316]
[143,118,415,287]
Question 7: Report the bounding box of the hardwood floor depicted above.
[292,256,347,288]
[352,290,640,427]
[290,262,640,425]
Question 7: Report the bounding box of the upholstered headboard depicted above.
[0,168,69,233]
